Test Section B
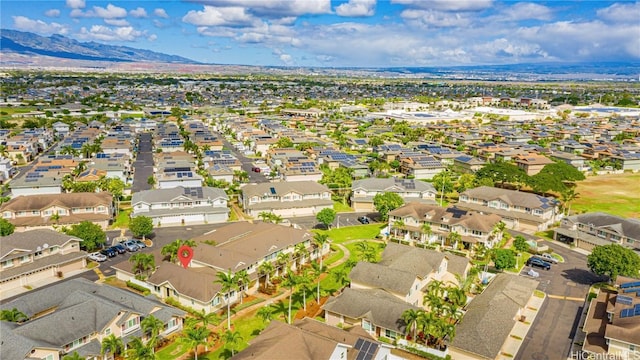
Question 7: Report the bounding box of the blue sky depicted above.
[1,0,639,67]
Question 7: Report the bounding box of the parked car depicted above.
[88,252,108,262]
[252,166,261,173]
[526,257,551,270]
[100,247,117,258]
[134,240,147,249]
[121,240,139,252]
[357,216,370,224]
[111,244,127,254]
[539,253,559,264]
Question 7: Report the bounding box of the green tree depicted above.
[455,173,476,193]
[475,162,528,188]
[373,192,404,221]
[215,269,238,329]
[126,337,156,360]
[402,308,422,341]
[281,270,298,324]
[64,221,106,251]
[147,176,156,186]
[236,269,250,305]
[141,315,164,347]
[222,329,243,356]
[433,171,454,203]
[316,208,337,229]
[0,218,15,236]
[513,235,530,252]
[129,215,154,240]
[0,308,28,323]
[587,244,640,281]
[179,325,211,360]
[258,261,274,287]
[493,249,517,270]
[101,334,124,359]
[130,253,155,279]
[257,305,275,323]
[160,239,197,263]
[275,137,294,148]
[62,352,83,360]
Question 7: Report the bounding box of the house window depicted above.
[31,210,40,215]
[167,318,178,330]
[362,319,372,331]
[384,329,398,339]
[3,212,10,218]
[534,209,542,215]
[2,259,13,268]
[105,328,111,336]
[21,255,29,263]
[45,355,54,360]
[97,206,105,211]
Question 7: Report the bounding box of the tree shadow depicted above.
[560,268,608,285]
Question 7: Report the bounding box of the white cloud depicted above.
[401,9,472,27]
[154,8,169,18]
[12,16,69,35]
[93,4,127,19]
[45,9,61,18]
[335,0,376,17]
[130,7,147,18]
[104,18,130,27]
[391,0,493,11]
[597,2,640,23]
[501,2,552,21]
[77,25,146,41]
[188,0,332,17]
[66,0,85,9]
[183,6,257,27]
[148,34,157,41]
[279,53,293,65]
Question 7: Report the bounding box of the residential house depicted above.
[0,278,185,360]
[610,151,640,172]
[240,181,333,218]
[323,287,419,342]
[551,151,589,172]
[388,202,503,250]
[0,230,87,298]
[131,186,229,226]
[233,318,396,360]
[349,242,469,307]
[1,193,113,231]
[514,153,554,176]
[399,154,444,180]
[449,273,540,360]
[581,276,640,359]
[113,222,325,313]
[554,213,640,252]
[52,121,70,137]
[0,157,15,184]
[458,186,559,231]
[351,178,437,212]
[453,155,486,173]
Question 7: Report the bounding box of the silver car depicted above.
[88,252,108,262]
[539,253,559,264]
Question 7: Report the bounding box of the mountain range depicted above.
[0,29,198,64]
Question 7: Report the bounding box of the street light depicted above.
[336,215,340,229]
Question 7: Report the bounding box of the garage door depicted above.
[160,215,183,226]
[183,214,205,224]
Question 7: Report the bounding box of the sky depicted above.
[1,0,639,67]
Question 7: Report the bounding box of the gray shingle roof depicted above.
[241,181,331,198]
[323,288,420,333]
[352,178,436,193]
[131,186,227,205]
[568,212,640,241]
[349,262,417,295]
[379,242,446,277]
[451,273,538,359]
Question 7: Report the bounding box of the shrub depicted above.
[164,297,200,316]
[126,281,150,296]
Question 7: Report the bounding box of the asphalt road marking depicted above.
[547,294,584,302]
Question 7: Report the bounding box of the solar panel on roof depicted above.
[270,187,276,195]
[621,281,640,289]
[617,295,633,306]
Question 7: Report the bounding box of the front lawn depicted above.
[110,208,131,229]
[333,201,353,213]
[315,224,383,244]
[572,173,640,218]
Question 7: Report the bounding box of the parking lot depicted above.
[517,244,607,360]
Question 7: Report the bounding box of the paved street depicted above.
[517,243,606,360]
[216,132,269,183]
[131,132,153,192]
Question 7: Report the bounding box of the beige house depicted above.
[0,192,113,231]
[554,212,640,252]
[514,153,554,175]
[0,278,185,360]
[0,229,87,299]
[240,181,333,218]
[457,186,559,232]
[351,178,437,212]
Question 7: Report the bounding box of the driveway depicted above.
[131,132,154,192]
[216,132,269,183]
[516,243,606,360]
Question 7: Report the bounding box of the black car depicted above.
[357,216,370,224]
[111,244,127,254]
[526,257,551,270]
[100,247,117,258]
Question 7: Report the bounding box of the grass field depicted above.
[314,224,384,244]
[572,173,640,218]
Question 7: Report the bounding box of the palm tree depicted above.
[179,325,210,360]
[62,352,83,360]
[393,219,405,239]
[297,269,313,311]
[561,187,579,216]
[191,309,219,329]
[258,211,271,222]
[402,308,422,341]
[293,243,309,270]
[421,223,433,244]
[72,160,88,177]
[311,262,323,304]
[141,315,164,351]
[258,261,274,287]
[129,253,155,279]
[60,145,78,156]
[313,233,330,269]
[276,252,290,275]
[257,305,275,324]
[446,231,462,249]
[281,270,298,324]
[215,269,238,330]
[0,308,28,323]
[331,268,350,289]
[235,269,250,305]
[125,338,156,360]
[222,329,243,357]
[101,334,124,360]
